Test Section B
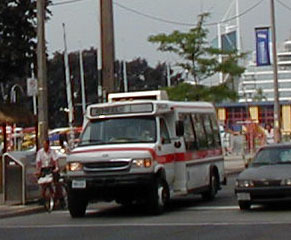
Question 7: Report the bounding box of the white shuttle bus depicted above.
[65,92,225,217]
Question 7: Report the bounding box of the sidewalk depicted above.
[0,193,43,219]
[0,155,247,219]
[224,153,252,176]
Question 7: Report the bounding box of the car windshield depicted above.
[251,147,291,166]
[78,117,156,146]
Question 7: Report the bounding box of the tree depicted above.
[46,51,183,128]
[0,0,51,102]
[164,82,238,103]
[116,58,179,92]
[148,13,245,90]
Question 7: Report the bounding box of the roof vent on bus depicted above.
[107,90,168,102]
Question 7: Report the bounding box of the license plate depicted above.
[237,193,251,201]
[72,180,86,189]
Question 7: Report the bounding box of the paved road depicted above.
[1,175,291,240]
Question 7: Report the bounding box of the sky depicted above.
[46,0,291,68]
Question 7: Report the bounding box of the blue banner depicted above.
[255,28,271,66]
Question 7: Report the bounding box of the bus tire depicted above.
[68,191,88,218]
[148,177,169,215]
[201,172,218,201]
[238,201,251,210]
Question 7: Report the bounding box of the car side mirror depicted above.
[174,141,181,148]
[175,121,184,137]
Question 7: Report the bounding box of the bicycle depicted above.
[37,168,68,213]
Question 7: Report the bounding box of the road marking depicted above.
[187,205,240,211]
[52,209,99,214]
[1,222,291,229]
[52,206,241,214]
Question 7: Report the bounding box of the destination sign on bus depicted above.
[90,103,153,116]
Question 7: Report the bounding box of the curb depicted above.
[0,205,44,219]
[225,169,244,177]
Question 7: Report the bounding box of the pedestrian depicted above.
[264,123,274,144]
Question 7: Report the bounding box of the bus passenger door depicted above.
[156,118,175,189]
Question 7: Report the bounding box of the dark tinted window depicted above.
[192,114,208,149]
[252,147,291,166]
[180,113,197,151]
[160,118,171,144]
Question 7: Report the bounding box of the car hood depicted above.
[238,165,291,180]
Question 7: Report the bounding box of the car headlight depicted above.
[132,158,152,168]
[235,180,254,188]
[66,162,83,172]
[281,179,291,186]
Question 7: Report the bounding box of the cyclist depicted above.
[36,139,61,204]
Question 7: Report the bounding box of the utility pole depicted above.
[100,0,115,97]
[37,0,48,147]
[270,0,281,143]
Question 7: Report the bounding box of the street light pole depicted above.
[37,0,48,147]
[270,0,281,143]
[62,23,75,149]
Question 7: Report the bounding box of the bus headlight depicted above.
[132,158,152,168]
[281,179,291,186]
[66,162,83,172]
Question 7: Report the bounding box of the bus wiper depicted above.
[79,139,104,145]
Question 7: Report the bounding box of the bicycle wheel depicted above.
[43,185,54,213]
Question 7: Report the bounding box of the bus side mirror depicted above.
[176,121,184,137]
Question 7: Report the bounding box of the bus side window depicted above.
[191,114,208,149]
[204,114,215,148]
[210,114,221,147]
[160,118,171,144]
[180,114,197,151]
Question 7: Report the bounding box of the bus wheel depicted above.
[201,173,218,201]
[148,177,169,215]
[238,201,251,210]
[68,191,88,218]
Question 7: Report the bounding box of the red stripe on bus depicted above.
[71,147,222,163]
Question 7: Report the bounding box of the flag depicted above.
[255,27,271,66]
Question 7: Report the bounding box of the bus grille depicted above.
[83,160,130,172]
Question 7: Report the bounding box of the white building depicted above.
[239,39,291,102]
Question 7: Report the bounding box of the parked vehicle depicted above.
[235,143,291,210]
[65,91,225,217]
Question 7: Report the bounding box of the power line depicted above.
[51,0,86,6]
[276,0,291,11]
[114,0,264,27]
[51,0,264,28]
[113,2,194,27]
[206,0,264,26]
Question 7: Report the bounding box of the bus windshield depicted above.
[79,117,157,146]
